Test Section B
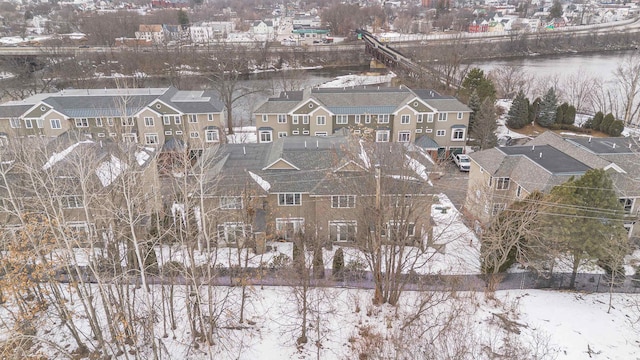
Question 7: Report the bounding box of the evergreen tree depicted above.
[555,103,566,125]
[473,98,498,150]
[178,10,189,27]
[600,113,615,133]
[528,97,541,125]
[591,111,604,130]
[537,87,558,127]
[461,68,496,103]
[547,0,563,20]
[332,248,344,280]
[543,169,628,288]
[468,90,481,133]
[507,90,529,129]
[608,120,625,137]
[565,105,576,125]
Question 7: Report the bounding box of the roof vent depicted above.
[531,145,535,151]
[588,136,592,143]
[612,143,616,149]
[243,146,246,155]
[304,141,307,148]
[539,152,542,159]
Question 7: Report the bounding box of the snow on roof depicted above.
[134,150,150,166]
[319,72,396,88]
[358,140,371,169]
[95,155,128,187]
[43,140,93,170]
[405,154,433,186]
[249,171,271,192]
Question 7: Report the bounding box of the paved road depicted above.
[432,160,469,210]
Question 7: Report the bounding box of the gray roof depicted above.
[566,137,638,155]
[498,145,591,175]
[525,132,609,169]
[425,98,471,112]
[0,87,224,119]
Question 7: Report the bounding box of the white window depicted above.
[378,114,389,124]
[278,193,301,206]
[620,198,634,214]
[365,115,371,124]
[174,116,181,125]
[144,117,154,127]
[492,203,506,216]
[122,134,137,143]
[217,222,251,243]
[438,113,447,121]
[329,221,357,242]
[315,132,327,136]
[398,131,411,142]
[452,128,465,140]
[163,116,171,125]
[175,130,183,135]
[208,114,214,121]
[293,115,299,124]
[355,115,361,124]
[427,114,434,123]
[220,196,243,209]
[385,221,416,239]
[426,129,433,133]
[376,130,390,142]
[354,130,361,134]
[400,115,410,124]
[316,116,326,126]
[259,130,272,143]
[107,118,114,126]
[302,115,309,124]
[145,133,159,145]
[262,114,268,122]
[331,195,356,208]
[278,132,288,138]
[496,177,510,190]
[416,128,423,133]
[436,130,446,137]
[66,221,90,237]
[278,114,287,123]
[292,130,299,135]
[417,114,424,123]
[457,112,463,120]
[50,119,61,129]
[303,130,310,135]
[95,118,103,127]
[516,185,522,198]
[190,131,200,138]
[98,133,105,138]
[61,195,83,209]
[336,115,348,124]
[276,218,305,240]
[165,130,172,135]
[188,114,198,123]
[36,119,44,128]
[205,129,220,142]
[122,117,134,126]
[75,118,88,127]
[25,119,33,129]
[10,118,20,128]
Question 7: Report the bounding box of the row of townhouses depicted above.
[466,132,640,240]
[0,87,227,156]
[0,134,435,250]
[254,86,472,158]
[0,86,471,160]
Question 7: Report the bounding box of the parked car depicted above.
[453,153,471,172]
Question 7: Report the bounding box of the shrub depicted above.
[333,248,344,280]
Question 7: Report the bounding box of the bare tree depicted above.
[613,53,640,125]
[488,65,533,99]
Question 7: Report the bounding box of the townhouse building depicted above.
[191,135,435,248]
[253,86,471,159]
[0,134,159,247]
[0,87,226,156]
[466,131,640,240]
